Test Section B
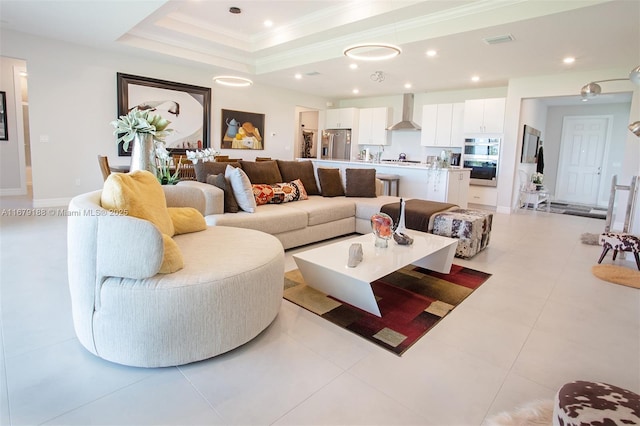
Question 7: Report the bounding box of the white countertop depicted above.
[309,158,470,171]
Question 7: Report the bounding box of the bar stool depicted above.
[376,173,400,196]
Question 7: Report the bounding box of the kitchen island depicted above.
[310,159,471,207]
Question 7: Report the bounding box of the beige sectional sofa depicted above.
[176,159,405,249]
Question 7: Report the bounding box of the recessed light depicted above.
[349,63,358,70]
[471,75,480,82]
[352,88,360,94]
[563,57,575,64]
[294,73,302,80]
[426,50,437,57]
[264,20,273,28]
[404,83,412,89]
[212,75,253,87]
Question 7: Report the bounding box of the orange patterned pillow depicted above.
[252,184,282,205]
[277,179,308,202]
[252,180,308,205]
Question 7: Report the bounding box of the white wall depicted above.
[0,29,329,206]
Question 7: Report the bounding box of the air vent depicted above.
[305,71,321,76]
[483,34,515,45]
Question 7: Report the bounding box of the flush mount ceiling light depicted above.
[580,65,640,98]
[343,43,401,61]
[212,76,253,87]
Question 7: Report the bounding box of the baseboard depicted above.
[0,188,27,196]
[33,197,72,208]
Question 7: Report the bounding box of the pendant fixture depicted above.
[343,43,401,61]
[213,76,253,87]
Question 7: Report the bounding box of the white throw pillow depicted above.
[225,165,257,213]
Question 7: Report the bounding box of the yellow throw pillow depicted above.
[101,170,175,237]
[160,234,184,274]
[168,207,207,235]
[101,170,182,274]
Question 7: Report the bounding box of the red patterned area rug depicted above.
[283,265,491,356]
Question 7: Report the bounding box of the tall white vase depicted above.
[396,198,407,234]
[130,133,157,176]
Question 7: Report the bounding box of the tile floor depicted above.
[1,195,639,425]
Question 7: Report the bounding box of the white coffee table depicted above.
[293,231,458,317]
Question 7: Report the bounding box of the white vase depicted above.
[396,198,407,234]
[130,133,157,176]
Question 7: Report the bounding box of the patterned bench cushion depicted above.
[554,381,640,426]
[599,232,640,252]
[431,208,493,259]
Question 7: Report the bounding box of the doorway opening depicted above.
[296,108,319,159]
[0,58,32,208]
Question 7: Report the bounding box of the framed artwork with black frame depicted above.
[221,109,265,150]
[116,73,211,156]
[0,91,7,141]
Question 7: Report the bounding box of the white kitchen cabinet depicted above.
[425,168,470,208]
[325,107,358,129]
[463,98,505,134]
[450,103,465,147]
[421,103,465,147]
[357,107,391,145]
[468,185,498,206]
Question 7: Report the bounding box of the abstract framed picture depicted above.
[0,91,7,141]
[116,73,211,156]
[221,109,265,150]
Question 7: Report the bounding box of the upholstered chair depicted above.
[67,172,284,367]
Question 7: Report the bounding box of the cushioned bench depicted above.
[554,381,640,426]
[380,199,458,233]
[431,208,493,259]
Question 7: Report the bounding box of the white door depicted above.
[556,116,610,205]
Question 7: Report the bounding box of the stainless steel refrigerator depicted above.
[321,129,351,160]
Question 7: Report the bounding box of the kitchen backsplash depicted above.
[359,131,461,162]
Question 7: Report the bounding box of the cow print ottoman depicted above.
[431,208,493,259]
[554,381,640,426]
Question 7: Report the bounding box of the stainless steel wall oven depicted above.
[463,137,500,187]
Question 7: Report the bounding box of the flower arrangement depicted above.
[185,148,217,163]
[110,107,173,151]
[155,144,181,185]
[531,172,544,185]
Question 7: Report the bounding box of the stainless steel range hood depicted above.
[387,93,421,131]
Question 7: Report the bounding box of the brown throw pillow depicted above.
[317,168,345,197]
[206,174,239,213]
[276,160,320,195]
[345,168,377,198]
[194,161,240,182]
[239,160,283,184]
